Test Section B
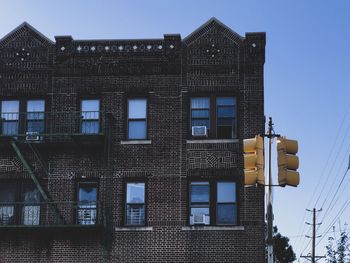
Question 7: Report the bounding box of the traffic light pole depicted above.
[266,117,274,263]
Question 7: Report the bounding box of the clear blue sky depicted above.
[1,0,350,261]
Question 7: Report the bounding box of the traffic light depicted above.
[243,135,264,185]
[277,137,300,187]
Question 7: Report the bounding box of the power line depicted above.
[315,128,350,211]
[314,103,350,208]
[294,103,350,254]
[316,200,350,248]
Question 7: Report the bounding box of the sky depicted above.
[1,0,350,261]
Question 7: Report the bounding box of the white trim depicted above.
[181,226,244,231]
[115,226,153,231]
[186,139,239,144]
[120,140,152,145]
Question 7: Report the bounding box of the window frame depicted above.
[0,180,42,226]
[188,178,238,226]
[80,99,101,134]
[216,181,238,225]
[190,97,210,135]
[216,97,237,139]
[189,181,210,225]
[127,98,148,140]
[1,100,20,136]
[124,180,147,226]
[76,181,99,225]
[26,99,46,134]
[189,94,237,139]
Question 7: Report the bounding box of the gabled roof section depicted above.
[0,22,54,48]
[183,17,243,46]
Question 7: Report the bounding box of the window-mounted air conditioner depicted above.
[25,132,40,141]
[190,214,210,225]
[191,126,208,137]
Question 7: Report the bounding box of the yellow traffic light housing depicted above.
[277,137,300,187]
[243,135,264,185]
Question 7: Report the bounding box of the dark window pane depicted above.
[127,183,145,203]
[217,97,235,106]
[128,121,146,139]
[191,183,209,203]
[217,107,235,118]
[217,182,236,202]
[217,204,237,225]
[126,204,145,225]
[192,119,210,128]
[192,109,209,118]
[217,119,234,126]
[217,126,233,139]
[0,183,16,202]
[191,98,210,109]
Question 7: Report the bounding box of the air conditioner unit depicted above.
[190,214,210,225]
[192,126,208,137]
[25,132,40,141]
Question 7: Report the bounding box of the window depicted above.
[22,184,41,225]
[27,100,45,134]
[191,98,210,131]
[0,182,16,225]
[189,181,237,226]
[190,182,210,225]
[190,96,236,139]
[81,100,100,134]
[0,182,41,226]
[1,100,19,135]
[128,99,147,139]
[126,182,145,225]
[77,182,97,225]
[216,182,237,225]
[216,98,236,139]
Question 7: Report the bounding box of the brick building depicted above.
[0,18,266,262]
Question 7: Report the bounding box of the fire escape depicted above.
[0,110,113,231]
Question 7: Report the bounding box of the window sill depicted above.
[115,226,153,231]
[120,140,152,145]
[181,225,244,231]
[186,139,239,144]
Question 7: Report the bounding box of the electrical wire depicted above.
[294,103,350,255]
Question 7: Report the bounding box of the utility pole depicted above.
[300,208,325,262]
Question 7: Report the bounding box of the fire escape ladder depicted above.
[26,142,49,178]
[10,140,66,225]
